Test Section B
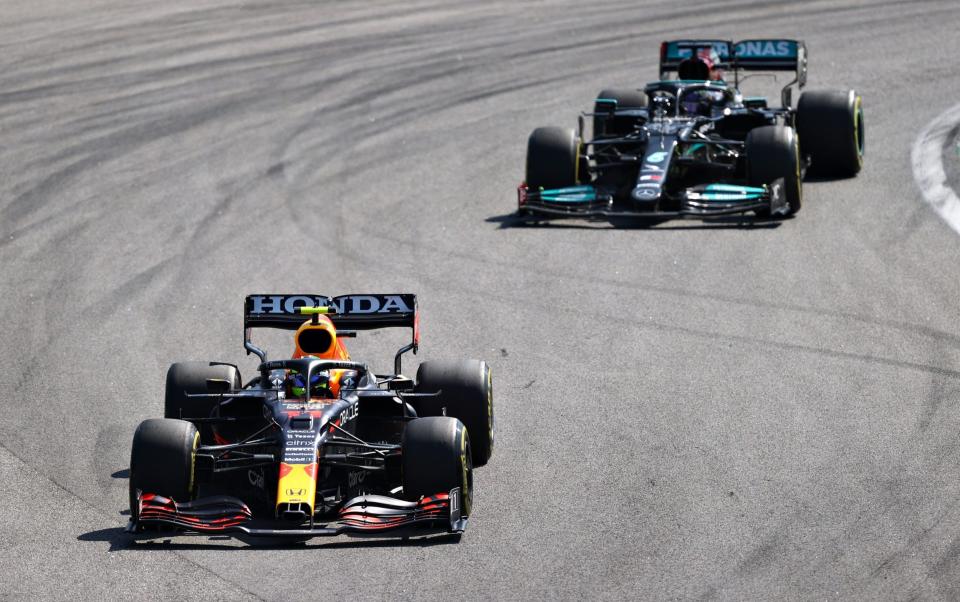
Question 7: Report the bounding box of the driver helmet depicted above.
[677,48,723,82]
[679,49,727,116]
[681,88,727,116]
[285,364,331,399]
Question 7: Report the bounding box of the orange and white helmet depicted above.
[292,313,340,359]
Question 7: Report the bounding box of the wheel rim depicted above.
[574,138,582,184]
[854,96,865,162]
[486,366,494,453]
[793,133,802,209]
[460,424,473,516]
[188,430,199,497]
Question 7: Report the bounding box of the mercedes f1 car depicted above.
[127,294,493,541]
[517,39,864,220]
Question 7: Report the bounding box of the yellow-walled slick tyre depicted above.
[593,88,648,139]
[414,359,493,467]
[796,89,864,177]
[129,418,199,521]
[402,416,472,518]
[747,125,802,216]
[164,361,241,421]
[526,127,580,190]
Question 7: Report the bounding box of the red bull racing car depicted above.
[127,294,493,541]
[518,38,864,220]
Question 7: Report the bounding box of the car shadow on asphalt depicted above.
[78,526,134,552]
[803,172,859,184]
[486,212,785,230]
[78,526,462,552]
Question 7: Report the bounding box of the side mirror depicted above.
[743,98,768,110]
[206,378,232,394]
[388,375,415,392]
[594,98,617,116]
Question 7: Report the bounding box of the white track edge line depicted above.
[911,103,960,236]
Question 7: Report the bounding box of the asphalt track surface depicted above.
[2,1,960,600]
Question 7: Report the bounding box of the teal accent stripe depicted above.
[704,184,766,193]
[688,183,766,202]
[539,185,598,203]
[540,186,595,194]
[698,192,764,201]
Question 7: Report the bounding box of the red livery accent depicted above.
[285,410,325,419]
[130,489,461,539]
[136,493,252,532]
[335,492,452,531]
[518,182,529,207]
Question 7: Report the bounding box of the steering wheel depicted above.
[650,90,676,115]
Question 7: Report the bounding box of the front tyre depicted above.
[402,417,473,517]
[128,418,199,520]
[526,127,580,190]
[414,359,493,467]
[796,89,864,177]
[746,125,802,216]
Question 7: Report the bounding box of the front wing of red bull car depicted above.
[127,294,494,542]
[518,38,863,220]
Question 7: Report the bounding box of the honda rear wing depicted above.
[243,294,419,372]
[659,39,807,107]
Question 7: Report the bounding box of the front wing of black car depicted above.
[517,180,787,219]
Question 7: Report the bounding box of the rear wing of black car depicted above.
[243,294,420,371]
[659,39,736,75]
[659,39,807,106]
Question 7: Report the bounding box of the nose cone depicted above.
[632,186,660,203]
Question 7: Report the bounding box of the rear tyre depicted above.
[414,359,493,467]
[796,89,864,177]
[402,416,472,517]
[164,361,242,422]
[526,127,580,190]
[593,88,647,138]
[746,125,802,216]
[129,418,199,520]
